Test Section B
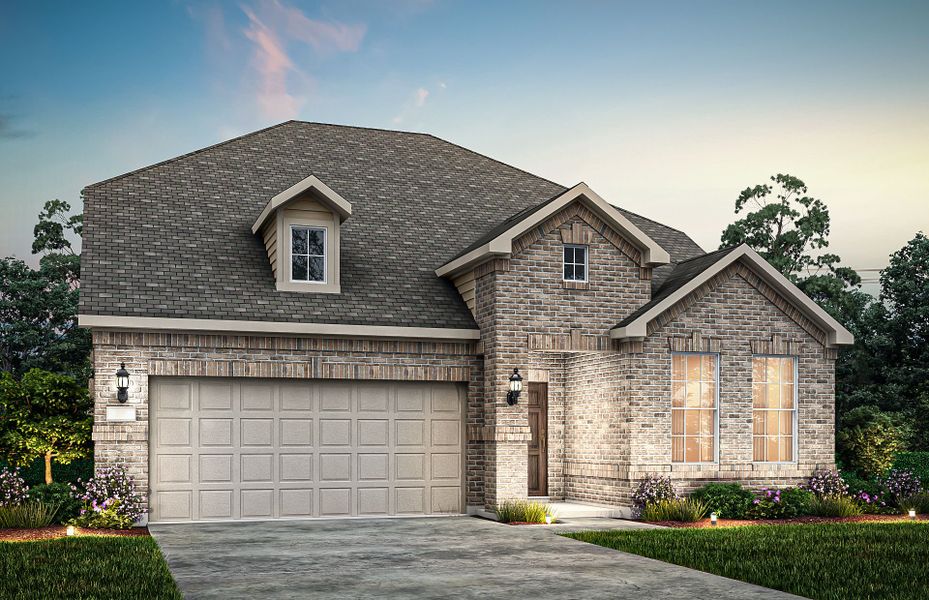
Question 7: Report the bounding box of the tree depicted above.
[0,369,92,484]
[719,174,868,326]
[0,200,89,379]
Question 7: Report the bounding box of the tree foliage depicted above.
[0,200,89,379]
[836,405,910,479]
[0,369,93,484]
[719,174,867,326]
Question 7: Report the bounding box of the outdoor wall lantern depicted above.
[506,368,523,406]
[115,363,130,403]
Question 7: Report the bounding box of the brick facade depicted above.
[90,199,839,518]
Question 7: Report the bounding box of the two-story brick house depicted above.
[79,121,852,523]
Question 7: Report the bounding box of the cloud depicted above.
[0,113,33,140]
[414,88,429,107]
[393,83,444,125]
[243,6,302,120]
[190,1,365,122]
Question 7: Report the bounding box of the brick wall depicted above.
[90,331,482,512]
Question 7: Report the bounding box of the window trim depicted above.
[563,244,589,283]
[670,351,720,465]
[751,354,799,465]
[289,224,328,285]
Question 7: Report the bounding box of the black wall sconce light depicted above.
[115,363,130,403]
[506,368,523,405]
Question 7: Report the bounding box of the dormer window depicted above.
[291,226,326,283]
[252,174,351,294]
[563,244,588,282]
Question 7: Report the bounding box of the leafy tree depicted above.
[0,369,92,484]
[836,405,910,478]
[719,174,868,326]
[0,200,89,379]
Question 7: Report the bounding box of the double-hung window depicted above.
[291,225,326,283]
[563,244,588,282]
[752,356,797,462]
[671,353,718,463]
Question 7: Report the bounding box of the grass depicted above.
[0,536,181,600]
[494,499,551,523]
[564,522,929,600]
[0,502,60,528]
[640,498,709,522]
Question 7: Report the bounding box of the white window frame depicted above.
[752,354,799,464]
[290,225,327,284]
[563,244,588,282]
[670,351,720,464]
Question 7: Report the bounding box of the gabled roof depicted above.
[611,244,855,347]
[436,182,671,278]
[251,174,352,234]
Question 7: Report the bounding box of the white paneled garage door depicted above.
[149,378,465,522]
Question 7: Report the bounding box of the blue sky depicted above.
[2,0,927,288]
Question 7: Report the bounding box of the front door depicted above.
[527,382,548,496]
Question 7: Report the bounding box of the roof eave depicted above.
[435,182,670,278]
[251,174,353,235]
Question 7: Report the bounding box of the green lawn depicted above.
[565,522,929,600]
[0,536,181,600]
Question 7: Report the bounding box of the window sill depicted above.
[563,280,589,290]
[276,280,341,294]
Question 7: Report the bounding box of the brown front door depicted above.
[527,382,548,496]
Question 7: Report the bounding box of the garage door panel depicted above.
[150,378,464,522]
[199,382,233,410]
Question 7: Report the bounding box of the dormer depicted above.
[251,175,352,293]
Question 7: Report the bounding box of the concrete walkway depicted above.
[150,516,799,600]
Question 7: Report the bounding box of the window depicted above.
[563,244,588,282]
[671,353,718,463]
[752,356,797,462]
[291,226,326,283]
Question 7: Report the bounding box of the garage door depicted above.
[149,378,465,522]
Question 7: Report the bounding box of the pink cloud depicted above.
[415,88,429,107]
[243,6,303,120]
[271,0,366,54]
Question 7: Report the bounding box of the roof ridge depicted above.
[82,121,297,192]
[288,120,432,137]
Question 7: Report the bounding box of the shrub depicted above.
[837,406,908,478]
[805,470,849,498]
[28,482,81,523]
[690,483,753,519]
[852,490,893,514]
[0,501,59,528]
[899,492,929,515]
[72,466,143,529]
[841,469,880,496]
[0,466,29,507]
[882,469,922,505]
[641,498,708,522]
[494,500,550,524]
[893,452,929,486]
[632,475,676,517]
[808,495,862,517]
[748,487,813,519]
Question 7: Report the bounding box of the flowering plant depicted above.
[0,467,29,507]
[881,469,921,504]
[805,470,849,498]
[70,466,143,529]
[748,487,813,519]
[632,475,676,517]
[853,489,894,514]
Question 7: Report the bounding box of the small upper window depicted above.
[291,226,326,283]
[563,244,588,282]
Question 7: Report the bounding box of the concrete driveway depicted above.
[150,517,798,600]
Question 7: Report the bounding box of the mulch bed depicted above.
[0,526,150,542]
[650,514,928,528]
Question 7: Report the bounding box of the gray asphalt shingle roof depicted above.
[80,121,705,328]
